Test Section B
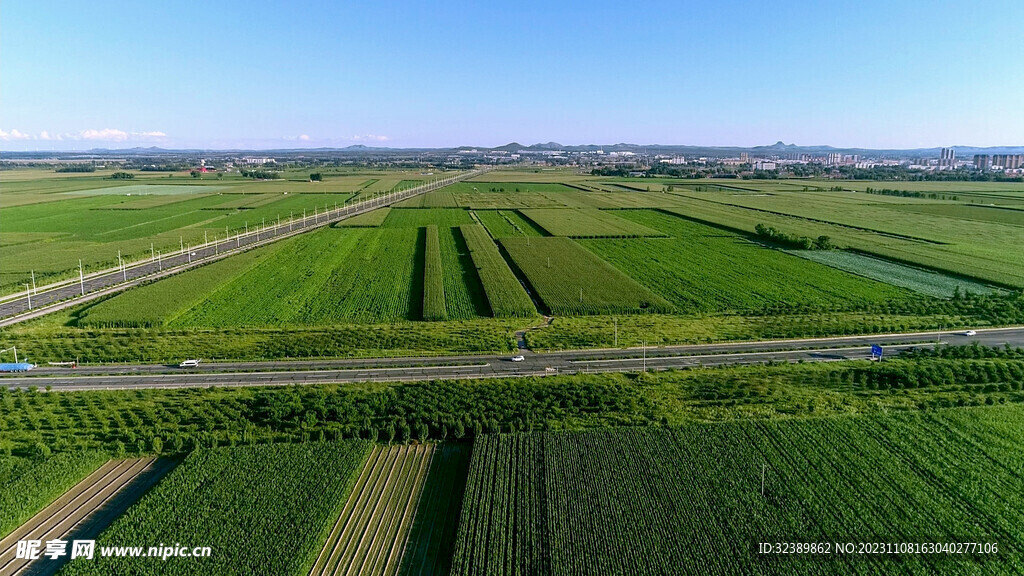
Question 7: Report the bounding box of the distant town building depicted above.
[241,157,274,165]
[974,155,992,170]
[739,152,749,163]
[992,154,1024,170]
[939,147,956,169]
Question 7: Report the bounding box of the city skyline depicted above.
[3,0,1023,151]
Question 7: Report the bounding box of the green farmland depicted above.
[453,408,1024,575]
[3,171,1024,362]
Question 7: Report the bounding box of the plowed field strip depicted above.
[310,445,436,576]
[0,458,162,576]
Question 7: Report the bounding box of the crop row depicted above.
[423,226,448,321]
[459,225,536,318]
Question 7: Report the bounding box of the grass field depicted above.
[500,236,673,315]
[452,407,1024,575]
[62,441,371,576]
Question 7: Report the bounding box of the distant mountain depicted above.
[6,141,1024,157]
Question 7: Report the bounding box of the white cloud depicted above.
[78,128,130,141]
[299,134,310,141]
[137,131,167,138]
[0,129,32,141]
[351,134,390,142]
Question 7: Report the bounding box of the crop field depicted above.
[423,226,448,321]
[395,188,459,208]
[78,244,274,327]
[62,184,227,196]
[436,226,491,320]
[0,451,108,540]
[473,210,546,238]
[669,191,1024,287]
[336,207,391,227]
[452,406,1024,575]
[518,208,664,237]
[658,199,1024,288]
[62,441,371,576]
[787,249,1002,298]
[460,225,536,318]
[177,228,422,325]
[382,208,475,228]
[309,444,434,576]
[893,203,1024,226]
[500,237,673,315]
[578,210,910,314]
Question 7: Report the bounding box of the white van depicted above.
[179,359,201,368]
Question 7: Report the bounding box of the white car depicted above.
[963,330,977,337]
[511,355,525,362]
[179,359,201,368]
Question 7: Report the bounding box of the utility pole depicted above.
[79,259,85,295]
[180,237,184,253]
[187,244,191,263]
[30,270,36,295]
[25,284,32,309]
[643,340,647,373]
[614,318,617,348]
[151,243,155,262]
[158,251,162,270]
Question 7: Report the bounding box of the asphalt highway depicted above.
[2,326,1019,391]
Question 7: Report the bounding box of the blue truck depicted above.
[0,362,35,373]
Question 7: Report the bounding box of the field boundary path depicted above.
[0,169,488,327]
[514,315,553,353]
[0,457,176,576]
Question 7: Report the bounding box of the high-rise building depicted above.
[974,155,991,170]
[992,154,1024,170]
[939,147,956,168]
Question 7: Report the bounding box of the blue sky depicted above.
[3,0,1023,150]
